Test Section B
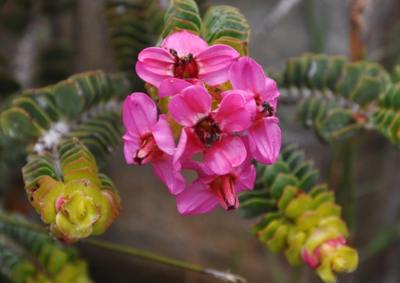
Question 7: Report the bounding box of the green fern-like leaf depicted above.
[201,5,250,55]
[0,70,129,143]
[105,0,164,76]
[0,213,92,282]
[371,82,400,145]
[239,145,319,218]
[0,244,37,283]
[281,54,390,142]
[65,109,123,164]
[160,0,201,39]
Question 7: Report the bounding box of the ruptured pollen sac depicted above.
[194,115,221,147]
[170,49,199,79]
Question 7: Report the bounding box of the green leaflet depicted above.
[371,82,400,145]
[105,0,164,75]
[0,213,92,283]
[282,54,391,143]
[160,0,202,39]
[392,65,400,83]
[0,244,37,283]
[0,70,129,144]
[201,5,250,55]
[66,110,123,165]
[239,145,319,218]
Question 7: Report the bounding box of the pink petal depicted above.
[122,92,157,136]
[151,114,175,156]
[221,90,257,120]
[158,78,193,98]
[138,47,174,64]
[135,61,173,88]
[248,117,281,164]
[168,85,211,127]
[229,56,266,93]
[152,156,185,195]
[197,44,240,86]
[204,136,247,175]
[176,181,219,215]
[235,162,256,192]
[214,90,251,133]
[123,132,139,164]
[261,77,280,110]
[173,128,204,171]
[161,30,208,57]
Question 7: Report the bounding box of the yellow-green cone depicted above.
[255,185,359,283]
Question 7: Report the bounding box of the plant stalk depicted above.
[0,213,247,283]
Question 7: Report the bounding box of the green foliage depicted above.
[66,109,123,164]
[161,0,202,39]
[392,65,400,83]
[371,82,400,145]
[239,146,358,283]
[239,145,319,218]
[201,5,250,55]
[0,244,37,283]
[0,70,129,144]
[105,0,164,75]
[281,54,390,142]
[0,213,92,282]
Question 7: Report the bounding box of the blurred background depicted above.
[1,0,400,282]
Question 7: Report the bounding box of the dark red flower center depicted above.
[134,134,162,164]
[210,175,238,210]
[170,49,199,79]
[194,115,221,147]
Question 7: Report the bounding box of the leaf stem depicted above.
[83,238,247,283]
[0,213,247,283]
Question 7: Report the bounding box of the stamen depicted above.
[194,116,221,147]
[262,101,274,117]
[134,135,160,164]
[169,50,199,79]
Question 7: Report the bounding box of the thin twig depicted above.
[0,213,247,283]
[350,0,367,61]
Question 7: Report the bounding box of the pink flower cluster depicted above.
[122,31,281,215]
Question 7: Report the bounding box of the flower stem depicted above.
[83,238,247,283]
[0,213,247,283]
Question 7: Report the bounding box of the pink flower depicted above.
[168,85,251,175]
[122,92,184,194]
[229,56,282,164]
[176,161,256,215]
[136,30,240,89]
